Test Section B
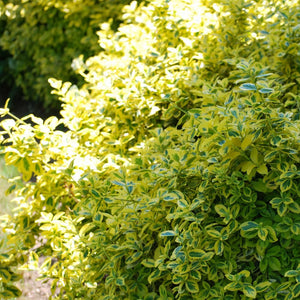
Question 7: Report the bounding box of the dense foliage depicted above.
[0,0,143,109]
[0,0,300,299]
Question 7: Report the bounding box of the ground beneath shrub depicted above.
[16,254,53,300]
[17,268,52,300]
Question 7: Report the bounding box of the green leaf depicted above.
[177,199,189,208]
[116,277,125,286]
[243,284,257,298]
[142,259,155,268]
[269,257,281,271]
[277,281,292,291]
[104,197,113,203]
[277,202,288,217]
[292,282,300,298]
[270,197,282,205]
[79,223,95,237]
[260,257,268,272]
[285,270,300,278]
[188,249,206,259]
[251,180,271,193]
[190,270,202,280]
[167,262,180,270]
[93,213,103,222]
[276,222,290,232]
[257,164,268,175]
[188,249,214,261]
[22,157,30,172]
[256,281,272,292]
[6,285,22,297]
[288,202,300,214]
[238,270,251,278]
[277,162,290,172]
[215,204,229,217]
[28,251,39,270]
[266,226,278,242]
[271,136,282,146]
[0,269,11,282]
[214,240,224,255]
[172,274,185,285]
[163,191,183,201]
[0,290,15,298]
[240,221,259,231]
[264,150,278,162]
[240,161,256,175]
[144,293,158,300]
[190,197,204,210]
[111,180,125,187]
[5,184,17,195]
[202,251,214,261]
[258,228,268,241]
[259,88,274,94]
[91,189,100,197]
[160,230,176,237]
[225,282,243,291]
[241,230,259,239]
[279,11,288,19]
[159,284,168,297]
[241,134,255,150]
[240,83,257,91]
[137,283,148,296]
[285,292,294,300]
[207,229,221,238]
[185,280,199,293]
[291,223,300,235]
[280,179,293,192]
[126,251,143,264]
[148,269,161,284]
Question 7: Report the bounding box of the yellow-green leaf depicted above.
[79,223,95,237]
[257,164,268,175]
[243,284,257,298]
[292,283,300,298]
[250,148,259,164]
[280,179,292,192]
[258,228,268,241]
[148,269,161,284]
[214,240,224,255]
[240,221,259,232]
[240,161,256,175]
[142,259,155,268]
[116,277,125,286]
[185,280,199,293]
[0,269,11,283]
[256,281,272,293]
[241,134,255,150]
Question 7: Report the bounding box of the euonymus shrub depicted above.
[0,0,300,299]
[0,0,143,109]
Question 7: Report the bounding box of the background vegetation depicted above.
[0,0,145,115]
[0,0,299,299]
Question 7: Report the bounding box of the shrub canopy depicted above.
[0,0,300,299]
[0,0,142,109]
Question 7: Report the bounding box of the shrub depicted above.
[0,0,143,110]
[0,0,300,299]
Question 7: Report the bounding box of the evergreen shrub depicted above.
[0,0,142,109]
[0,0,300,299]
